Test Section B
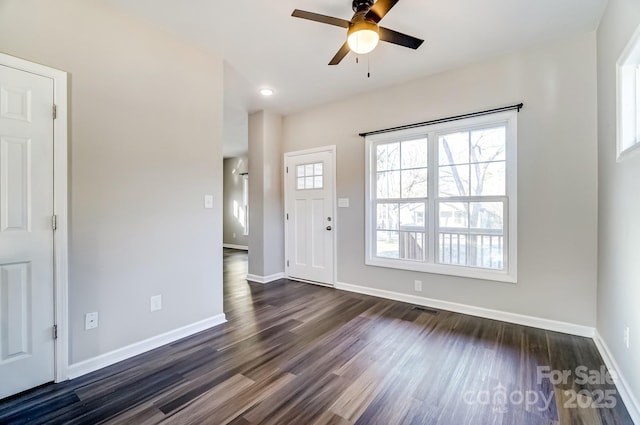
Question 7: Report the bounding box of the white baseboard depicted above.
[246,272,285,284]
[223,243,248,251]
[67,314,227,379]
[335,281,595,338]
[593,331,640,424]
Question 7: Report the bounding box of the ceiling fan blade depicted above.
[291,9,351,28]
[366,0,400,23]
[379,27,424,49]
[329,42,351,65]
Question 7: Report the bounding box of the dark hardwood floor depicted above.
[0,248,634,424]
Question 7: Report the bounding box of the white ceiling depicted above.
[105,0,606,155]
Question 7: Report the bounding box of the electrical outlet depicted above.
[85,312,98,330]
[624,326,630,349]
[414,280,423,292]
[150,294,162,312]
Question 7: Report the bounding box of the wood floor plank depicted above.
[555,387,604,425]
[102,402,166,425]
[157,373,255,424]
[329,360,391,421]
[310,410,353,425]
[188,370,297,425]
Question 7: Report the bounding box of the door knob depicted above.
[326,226,332,231]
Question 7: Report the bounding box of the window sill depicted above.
[365,256,517,283]
[617,140,640,162]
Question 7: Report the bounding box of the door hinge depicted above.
[52,104,57,120]
[52,215,57,231]
[286,213,289,220]
[287,260,290,267]
[53,324,58,340]
[286,166,289,173]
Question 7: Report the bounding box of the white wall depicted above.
[248,111,285,278]
[223,157,249,247]
[283,32,598,327]
[0,0,224,364]
[596,0,640,413]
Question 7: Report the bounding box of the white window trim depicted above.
[365,110,518,283]
[242,174,249,236]
[616,23,640,161]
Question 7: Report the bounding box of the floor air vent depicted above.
[412,306,439,315]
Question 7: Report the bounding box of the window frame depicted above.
[617,24,640,160]
[242,174,249,236]
[365,111,518,283]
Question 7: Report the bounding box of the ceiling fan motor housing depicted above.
[352,0,374,13]
[349,0,379,37]
[347,17,379,38]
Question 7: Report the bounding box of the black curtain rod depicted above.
[359,103,524,137]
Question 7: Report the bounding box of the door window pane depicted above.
[296,162,324,190]
[305,164,314,175]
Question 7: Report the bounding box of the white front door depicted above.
[285,148,335,285]
[0,64,55,399]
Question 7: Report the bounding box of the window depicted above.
[296,162,324,190]
[617,24,640,159]
[365,111,517,282]
[242,174,249,236]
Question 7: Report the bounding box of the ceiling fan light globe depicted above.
[347,28,379,54]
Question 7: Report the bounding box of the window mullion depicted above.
[437,195,508,203]
[427,131,437,265]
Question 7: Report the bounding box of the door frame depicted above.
[283,145,337,286]
[0,53,69,383]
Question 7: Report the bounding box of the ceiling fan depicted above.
[292,0,424,65]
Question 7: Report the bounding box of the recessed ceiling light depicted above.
[259,88,274,96]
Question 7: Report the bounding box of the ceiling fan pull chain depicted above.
[367,55,371,78]
[356,56,359,64]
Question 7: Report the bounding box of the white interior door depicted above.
[0,64,55,399]
[285,148,335,285]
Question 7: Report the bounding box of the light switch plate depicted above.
[338,198,350,208]
[151,294,162,312]
[204,195,214,209]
